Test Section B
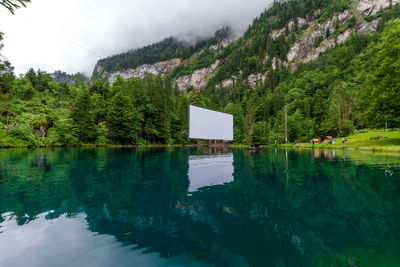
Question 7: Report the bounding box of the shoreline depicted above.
[270,144,400,154]
[1,143,400,154]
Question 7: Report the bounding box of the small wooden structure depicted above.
[312,137,321,143]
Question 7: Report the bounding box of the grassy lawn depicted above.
[277,129,400,153]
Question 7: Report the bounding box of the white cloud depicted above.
[0,0,271,76]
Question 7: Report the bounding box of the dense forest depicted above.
[1,0,400,147]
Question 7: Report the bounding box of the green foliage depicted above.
[287,110,314,142]
[313,35,324,48]
[208,0,352,86]
[204,12,400,144]
[94,27,233,78]
[0,32,14,95]
[252,121,269,144]
[226,103,245,142]
[1,0,400,147]
[25,68,51,92]
[47,119,78,146]
[170,27,233,78]
[357,18,400,128]
[52,70,89,84]
[8,123,40,146]
[188,90,206,108]
[347,16,357,28]
[0,0,30,14]
[95,122,108,145]
[11,78,35,100]
[70,86,97,142]
[106,91,140,143]
[325,27,331,38]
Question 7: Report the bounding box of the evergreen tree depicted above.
[226,103,245,142]
[70,86,97,142]
[358,19,400,128]
[107,91,141,143]
[0,33,14,94]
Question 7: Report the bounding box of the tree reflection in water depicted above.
[0,147,399,266]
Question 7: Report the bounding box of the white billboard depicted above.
[189,105,233,141]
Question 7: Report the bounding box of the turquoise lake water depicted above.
[0,147,399,266]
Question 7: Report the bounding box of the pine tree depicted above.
[107,91,141,143]
[70,86,97,142]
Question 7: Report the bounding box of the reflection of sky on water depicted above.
[0,212,212,267]
[188,154,233,192]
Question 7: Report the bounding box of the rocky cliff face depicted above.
[220,71,269,89]
[271,17,308,39]
[357,0,399,16]
[101,0,398,91]
[175,60,220,91]
[108,58,181,83]
[285,0,395,68]
[108,58,221,92]
[207,39,230,53]
[106,39,230,91]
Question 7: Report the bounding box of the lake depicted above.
[0,147,399,266]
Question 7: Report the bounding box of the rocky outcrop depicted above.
[271,17,307,39]
[221,72,241,88]
[208,39,230,53]
[101,0,398,91]
[287,5,381,67]
[220,71,269,89]
[247,72,269,88]
[175,60,220,91]
[295,19,378,65]
[287,10,350,63]
[221,77,237,88]
[357,0,399,16]
[106,40,230,90]
[39,125,47,137]
[108,58,181,83]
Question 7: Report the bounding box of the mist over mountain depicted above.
[50,71,89,84]
[0,0,272,75]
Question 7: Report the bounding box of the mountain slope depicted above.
[94,0,398,92]
[93,27,234,78]
[88,0,400,142]
[2,0,400,147]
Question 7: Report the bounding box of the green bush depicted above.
[47,119,78,146]
[8,124,41,146]
[252,121,269,144]
[313,35,324,48]
[96,122,108,145]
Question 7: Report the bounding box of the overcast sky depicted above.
[0,0,272,76]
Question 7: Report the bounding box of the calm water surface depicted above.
[0,147,399,267]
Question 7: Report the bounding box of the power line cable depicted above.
[20,14,102,59]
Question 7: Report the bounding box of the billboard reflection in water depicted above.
[188,154,234,192]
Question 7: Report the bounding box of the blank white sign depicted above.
[189,105,233,141]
